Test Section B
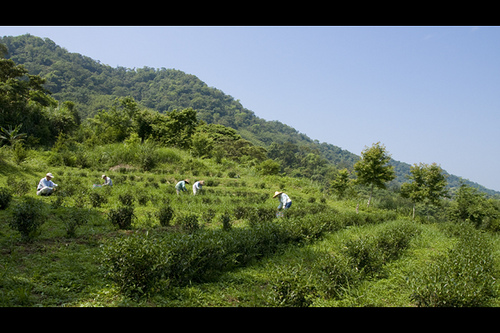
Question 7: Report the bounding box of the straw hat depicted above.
[184,179,190,184]
[273,191,283,198]
[46,173,54,179]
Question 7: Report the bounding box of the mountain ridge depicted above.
[2,33,498,196]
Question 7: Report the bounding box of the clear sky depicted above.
[2,26,500,191]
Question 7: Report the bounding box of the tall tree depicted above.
[354,142,395,207]
[330,168,351,199]
[400,162,448,219]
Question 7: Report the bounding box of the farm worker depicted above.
[273,191,292,211]
[37,172,58,196]
[175,179,189,195]
[102,174,113,186]
[193,180,204,195]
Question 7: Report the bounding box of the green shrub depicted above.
[118,192,135,206]
[409,222,496,307]
[315,253,360,299]
[64,208,88,238]
[108,206,135,229]
[101,233,165,295]
[220,212,232,231]
[136,192,150,206]
[343,220,421,277]
[156,206,174,227]
[268,265,316,307]
[376,220,421,262]
[89,191,107,208]
[13,142,28,164]
[9,177,31,196]
[0,187,12,210]
[175,213,200,233]
[344,236,384,277]
[9,197,45,241]
[200,208,216,224]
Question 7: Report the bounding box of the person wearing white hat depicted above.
[37,172,58,196]
[273,191,292,211]
[192,180,204,195]
[175,179,189,195]
[102,174,113,186]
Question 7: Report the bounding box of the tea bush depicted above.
[156,206,174,227]
[268,265,317,307]
[9,177,31,196]
[101,214,343,292]
[409,222,496,307]
[343,220,421,277]
[89,191,107,208]
[344,236,384,277]
[64,208,89,237]
[0,187,12,210]
[175,213,200,234]
[118,192,135,206]
[101,233,166,295]
[9,197,46,241]
[220,212,232,231]
[314,252,360,299]
[376,220,421,262]
[108,206,135,229]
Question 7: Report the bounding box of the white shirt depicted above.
[277,193,291,209]
[103,177,113,186]
[37,178,57,191]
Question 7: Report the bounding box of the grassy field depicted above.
[1,145,499,307]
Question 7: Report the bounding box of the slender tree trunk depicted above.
[412,203,415,219]
[367,184,374,208]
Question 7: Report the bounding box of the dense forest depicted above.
[0,33,497,196]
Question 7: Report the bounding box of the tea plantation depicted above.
[1,145,499,307]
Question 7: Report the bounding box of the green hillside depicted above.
[2,34,500,307]
[1,33,496,196]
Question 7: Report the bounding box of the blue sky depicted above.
[2,26,500,191]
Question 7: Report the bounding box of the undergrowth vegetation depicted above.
[1,145,500,307]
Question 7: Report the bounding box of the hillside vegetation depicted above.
[1,33,496,195]
[2,34,500,307]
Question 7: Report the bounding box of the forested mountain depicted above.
[1,34,497,196]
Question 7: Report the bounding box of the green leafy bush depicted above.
[101,233,165,295]
[268,266,316,307]
[9,177,31,196]
[156,206,174,227]
[314,253,360,299]
[118,192,135,206]
[376,220,421,262]
[344,236,384,277]
[220,212,232,231]
[89,191,107,208]
[108,206,135,229]
[64,208,89,238]
[9,197,45,241]
[175,213,200,233]
[0,187,12,210]
[409,222,496,307]
[343,220,421,277]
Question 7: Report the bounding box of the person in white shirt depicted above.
[37,172,58,196]
[273,191,292,211]
[102,174,113,186]
[175,179,189,195]
[193,180,204,195]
